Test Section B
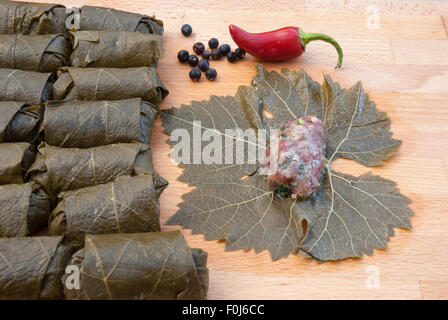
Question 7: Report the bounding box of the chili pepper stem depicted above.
[298,29,343,69]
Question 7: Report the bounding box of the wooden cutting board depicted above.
[30,0,448,299]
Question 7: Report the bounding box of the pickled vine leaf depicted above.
[0,236,73,299]
[0,0,67,35]
[70,30,163,68]
[63,231,208,300]
[78,5,164,35]
[0,34,71,73]
[162,64,412,261]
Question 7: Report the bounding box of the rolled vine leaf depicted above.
[78,5,164,35]
[161,64,412,262]
[62,231,208,300]
[0,102,42,143]
[0,69,53,104]
[0,1,67,35]
[70,30,163,68]
[0,236,74,299]
[0,142,34,185]
[52,67,168,107]
[42,98,157,148]
[0,34,71,73]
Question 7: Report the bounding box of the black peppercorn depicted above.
[181,24,192,36]
[201,49,211,60]
[211,48,222,60]
[219,44,231,56]
[197,59,209,72]
[177,50,189,63]
[188,54,199,67]
[189,68,201,81]
[208,38,219,49]
[205,68,217,80]
[193,42,205,55]
[227,51,237,63]
[235,47,246,59]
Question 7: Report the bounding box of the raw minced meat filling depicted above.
[263,116,327,198]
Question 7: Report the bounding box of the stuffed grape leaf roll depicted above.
[52,67,168,106]
[0,142,34,184]
[0,0,67,35]
[0,102,41,143]
[79,5,163,35]
[0,182,52,237]
[0,34,71,73]
[28,142,168,198]
[0,236,73,299]
[70,30,163,68]
[62,231,209,300]
[42,98,156,148]
[49,175,162,247]
[0,69,53,104]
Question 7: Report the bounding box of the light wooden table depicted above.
[31,0,448,299]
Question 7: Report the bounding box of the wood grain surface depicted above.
[28,0,448,299]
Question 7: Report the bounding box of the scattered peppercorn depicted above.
[226,51,237,63]
[211,48,222,60]
[181,24,192,36]
[235,47,246,59]
[219,44,231,56]
[201,49,211,60]
[178,35,241,82]
[177,50,189,63]
[205,68,217,80]
[189,68,201,81]
[188,54,199,67]
[208,38,219,49]
[193,42,205,55]
[197,59,209,72]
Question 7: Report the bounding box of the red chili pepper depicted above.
[229,24,343,69]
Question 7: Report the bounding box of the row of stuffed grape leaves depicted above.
[0,1,208,300]
[0,231,208,300]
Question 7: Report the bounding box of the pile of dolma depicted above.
[0,232,208,300]
[0,1,163,35]
[0,1,208,300]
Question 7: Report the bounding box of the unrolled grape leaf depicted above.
[162,64,412,261]
[321,75,401,166]
[298,170,411,260]
[169,175,308,261]
[161,86,263,186]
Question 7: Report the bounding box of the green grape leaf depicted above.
[161,86,263,186]
[169,175,307,261]
[322,75,402,166]
[162,64,413,261]
[298,170,412,261]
